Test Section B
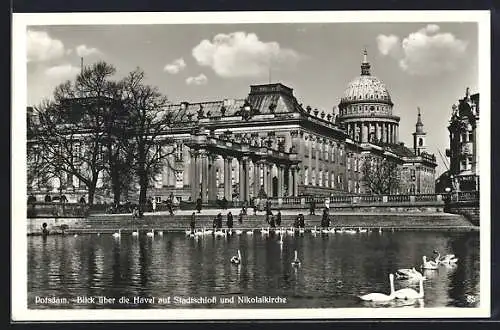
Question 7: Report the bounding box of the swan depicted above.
[433,250,458,264]
[235,229,243,235]
[112,229,121,239]
[286,227,295,235]
[329,227,336,233]
[132,229,139,237]
[378,227,382,233]
[96,232,100,237]
[230,250,242,265]
[73,233,78,238]
[204,228,213,235]
[321,228,330,234]
[261,227,270,235]
[310,226,319,234]
[246,229,254,235]
[298,227,305,234]
[422,256,439,270]
[345,228,357,234]
[195,229,204,237]
[394,277,424,299]
[396,267,425,281]
[146,229,154,237]
[185,229,192,236]
[359,274,395,302]
[291,250,301,267]
[358,227,368,233]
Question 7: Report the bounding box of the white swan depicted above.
[298,227,305,234]
[358,227,368,233]
[204,228,213,235]
[394,277,424,299]
[310,226,319,234]
[73,233,78,238]
[261,227,270,235]
[396,267,425,281]
[230,250,242,265]
[321,228,330,234]
[378,227,382,233]
[235,229,243,235]
[132,229,139,237]
[359,274,395,302]
[291,250,301,267]
[422,256,439,270]
[146,229,154,237]
[329,227,336,233]
[345,228,357,234]
[112,229,121,239]
[246,229,253,235]
[185,229,192,236]
[434,250,458,264]
[286,227,295,235]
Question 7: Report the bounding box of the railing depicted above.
[27,202,89,218]
[387,195,411,203]
[415,194,438,202]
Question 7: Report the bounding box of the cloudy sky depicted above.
[26,22,478,175]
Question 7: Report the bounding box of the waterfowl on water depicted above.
[394,277,424,300]
[112,229,121,239]
[359,274,395,302]
[146,229,154,237]
[421,256,439,270]
[230,250,242,265]
[291,250,301,267]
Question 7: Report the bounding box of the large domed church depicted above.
[338,50,400,145]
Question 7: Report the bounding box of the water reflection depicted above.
[28,231,480,309]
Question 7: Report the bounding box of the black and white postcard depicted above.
[12,10,491,321]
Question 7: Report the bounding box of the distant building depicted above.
[444,88,480,192]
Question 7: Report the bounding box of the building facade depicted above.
[27,51,438,204]
[443,88,480,192]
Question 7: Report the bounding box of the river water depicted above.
[28,230,480,309]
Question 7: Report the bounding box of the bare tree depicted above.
[361,156,401,195]
[29,62,120,204]
[119,68,175,209]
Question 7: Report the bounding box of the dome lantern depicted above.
[361,48,371,76]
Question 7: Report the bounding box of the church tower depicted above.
[413,107,426,156]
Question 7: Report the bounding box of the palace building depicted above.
[27,51,438,204]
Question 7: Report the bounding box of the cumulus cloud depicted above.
[44,64,80,79]
[376,34,400,56]
[192,32,300,78]
[376,24,468,76]
[186,73,208,85]
[76,44,100,57]
[27,30,65,62]
[163,58,186,74]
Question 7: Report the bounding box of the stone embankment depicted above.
[27,208,477,235]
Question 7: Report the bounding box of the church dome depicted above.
[339,49,392,106]
[341,75,392,104]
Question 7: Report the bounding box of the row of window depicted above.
[340,104,390,116]
[303,168,344,189]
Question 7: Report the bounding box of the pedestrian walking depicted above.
[227,211,234,229]
[190,212,196,233]
[276,210,282,227]
[196,197,202,213]
[217,213,223,229]
[309,199,316,215]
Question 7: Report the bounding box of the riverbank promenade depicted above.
[28,206,478,236]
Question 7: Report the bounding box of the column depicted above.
[288,166,293,196]
[239,158,245,201]
[376,122,381,142]
[200,150,208,202]
[362,123,368,143]
[277,165,284,197]
[207,155,217,202]
[243,157,250,202]
[190,150,199,201]
[267,163,273,196]
[396,126,399,143]
[292,166,299,196]
[393,124,397,144]
[253,159,261,197]
[223,156,233,201]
